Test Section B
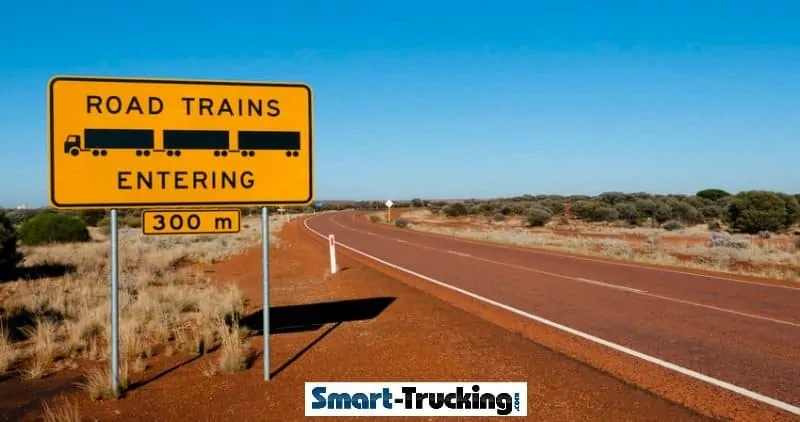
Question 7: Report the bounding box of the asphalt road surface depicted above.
[305,211,800,417]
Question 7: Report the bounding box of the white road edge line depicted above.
[304,215,800,416]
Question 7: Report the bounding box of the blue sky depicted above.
[2,1,799,206]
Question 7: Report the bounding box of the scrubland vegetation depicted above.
[368,189,800,282]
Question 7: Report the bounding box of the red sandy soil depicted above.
[1,217,730,422]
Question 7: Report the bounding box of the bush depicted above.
[526,208,552,227]
[96,214,141,229]
[726,191,798,234]
[696,189,732,202]
[700,205,725,220]
[74,210,106,227]
[120,215,141,228]
[671,203,703,225]
[662,220,684,231]
[571,201,618,222]
[492,213,506,222]
[369,215,382,223]
[707,220,722,231]
[443,203,468,217]
[394,218,408,228]
[4,210,37,226]
[0,212,23,274]
[653,203,673,224]
[17,212,91,246]
[615,202,641,225]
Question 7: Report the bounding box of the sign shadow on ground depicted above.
[241,296,396,335]
[240,296,396,378]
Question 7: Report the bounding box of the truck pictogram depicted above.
[63,129,155,157]
[64,129,302,158]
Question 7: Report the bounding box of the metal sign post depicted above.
[261,207,271,380]
[109,209,120,396]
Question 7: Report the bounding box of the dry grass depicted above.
[0,321,15,377]
[0,213,306,388]
[202,318,256,376]
[41,394,81,422]
[77,361,130,400]
[392,210,800,282]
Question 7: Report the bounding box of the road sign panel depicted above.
[142,209,241,235]
[385,200,393,208]
[47,76,314,209]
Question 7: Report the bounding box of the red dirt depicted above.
[4,217,722,421]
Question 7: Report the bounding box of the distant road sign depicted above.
[315,201,323,208]
[48,76,314,209]
[385,200,393,208]
[142,209,240,235]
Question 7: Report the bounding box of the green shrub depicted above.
[394,218,408,228]
[700,205,725,221]
[119,215,141,228]
[492,213,506,222]
[696,189,732,202]
[526,208,552,227]
[671,202,703,224]
[96,214,141,229]
[0,212,23,274]
[4,210,37,226]
[369,215,382,223]
[571,201,619,222]
[443,203,468,217]
[662,220,683,231]
[17,212,91,246]
[615,202,641,225]
[726,190,799,234]
[76,210,106,227]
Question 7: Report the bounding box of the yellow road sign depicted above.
[47,76,313,209]
[142,209,241,235]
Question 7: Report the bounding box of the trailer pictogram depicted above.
[64,129,303,158]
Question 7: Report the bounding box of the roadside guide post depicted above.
[278,207,286,222]
[385,199,393,222]
[47,75,314,389]
[329,234,337,274]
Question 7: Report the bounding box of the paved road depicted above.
[306,211,800,416]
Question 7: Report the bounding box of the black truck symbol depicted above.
[63,129,302,158]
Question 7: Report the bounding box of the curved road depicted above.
[305,211,800,416]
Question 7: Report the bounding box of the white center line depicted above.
[447,250,471,257]
[574,277,647,294]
